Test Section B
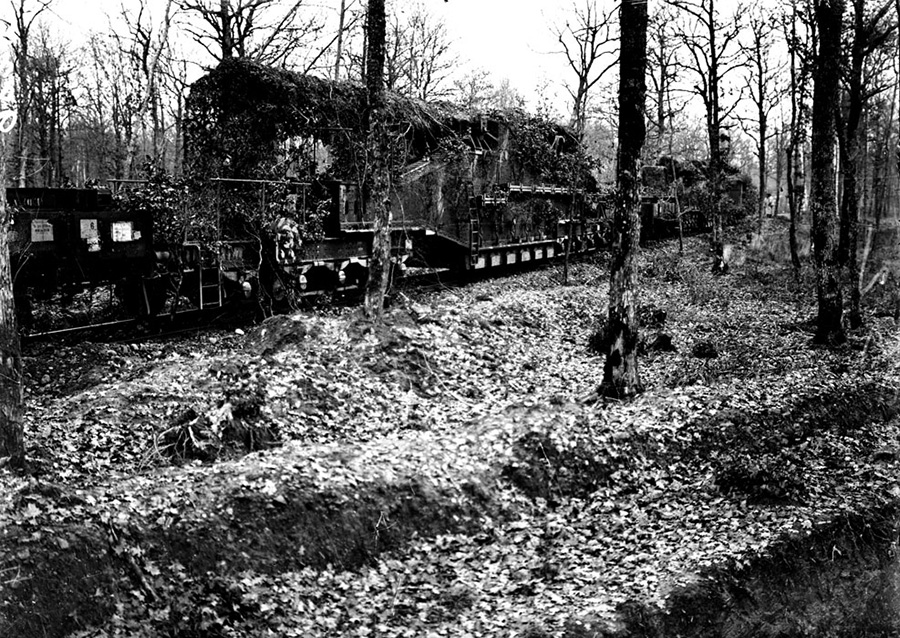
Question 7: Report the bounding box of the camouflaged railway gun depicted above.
[179,59,607,301]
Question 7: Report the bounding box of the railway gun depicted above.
[8,59,735,336]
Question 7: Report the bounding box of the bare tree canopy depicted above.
[346,0,456,100]
[646,4,687,156]
[176,0,325,66]
[554,0,618,140]
[10,0,55,187]
[668,0,747,269]
[737,6,786,229]
[116,0,175,170]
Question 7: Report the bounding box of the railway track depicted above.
[22,303,257,345]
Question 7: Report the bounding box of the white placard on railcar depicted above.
[31,219,53,242]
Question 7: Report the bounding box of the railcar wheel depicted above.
[301,265,339,295]
[339,262,368,290]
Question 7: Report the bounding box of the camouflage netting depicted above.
[186,59,468,182]
[184,59,593,188]
[181,59,598,255]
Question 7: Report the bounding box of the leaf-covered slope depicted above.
[2,236,900,637]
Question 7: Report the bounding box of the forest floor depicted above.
[3,221,900,637]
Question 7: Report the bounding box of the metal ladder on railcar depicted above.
[192,179,227,310]
[467,182,482,267]
[184,242,223,310]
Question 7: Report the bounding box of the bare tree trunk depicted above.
[220,0,234,59]
[786,0,804,274]
[751,28,769,234]
[334,0,347,80]
[0,138,25,470]
[113,90,125,179]
[840,114,862,327]
[16,141,28,188]
[53,74,63,185]
[174,91,184,175]
[787,149,802,273]
[14,2,30,188]
[757,110,766,232]
[896,0,900,207]
[563,213,573,285]
[810,0,845,345]
[152,82,162,162]
[700,0,726,273]
[837,0,865,274]
[871,98,892,227]
[774,127,784,217]
[362,0,391,321]
[600,0,647,399]
[50,76,58,185]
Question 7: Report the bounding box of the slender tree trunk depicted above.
[704,1,726,273]
[174,92,184,175]
[810,0,845,344]
[837,0,864,270]
[15,16,29,188]
[152,81,162,162]
[333,0,347,80]
[757,118,766,232]
[840,125,862,327]
[656,62,666,156]
[0,137,25,470]
[600,0,648,399]
[563,211,573,286]
[362,0,391,321]
[38,83,48,186]
[874,67,897,225]
[50,77,58,185]
[787,148,802,273]
[220,0,234,59]
[672,161,684,253]
[113,91,125,180]
[896,0,900,207]
[756,60,767,232]
[774,127,784,217]
[53,75,62,185]
[786,0,804,274]
[16,137,28,188]
[573,81,588,142]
